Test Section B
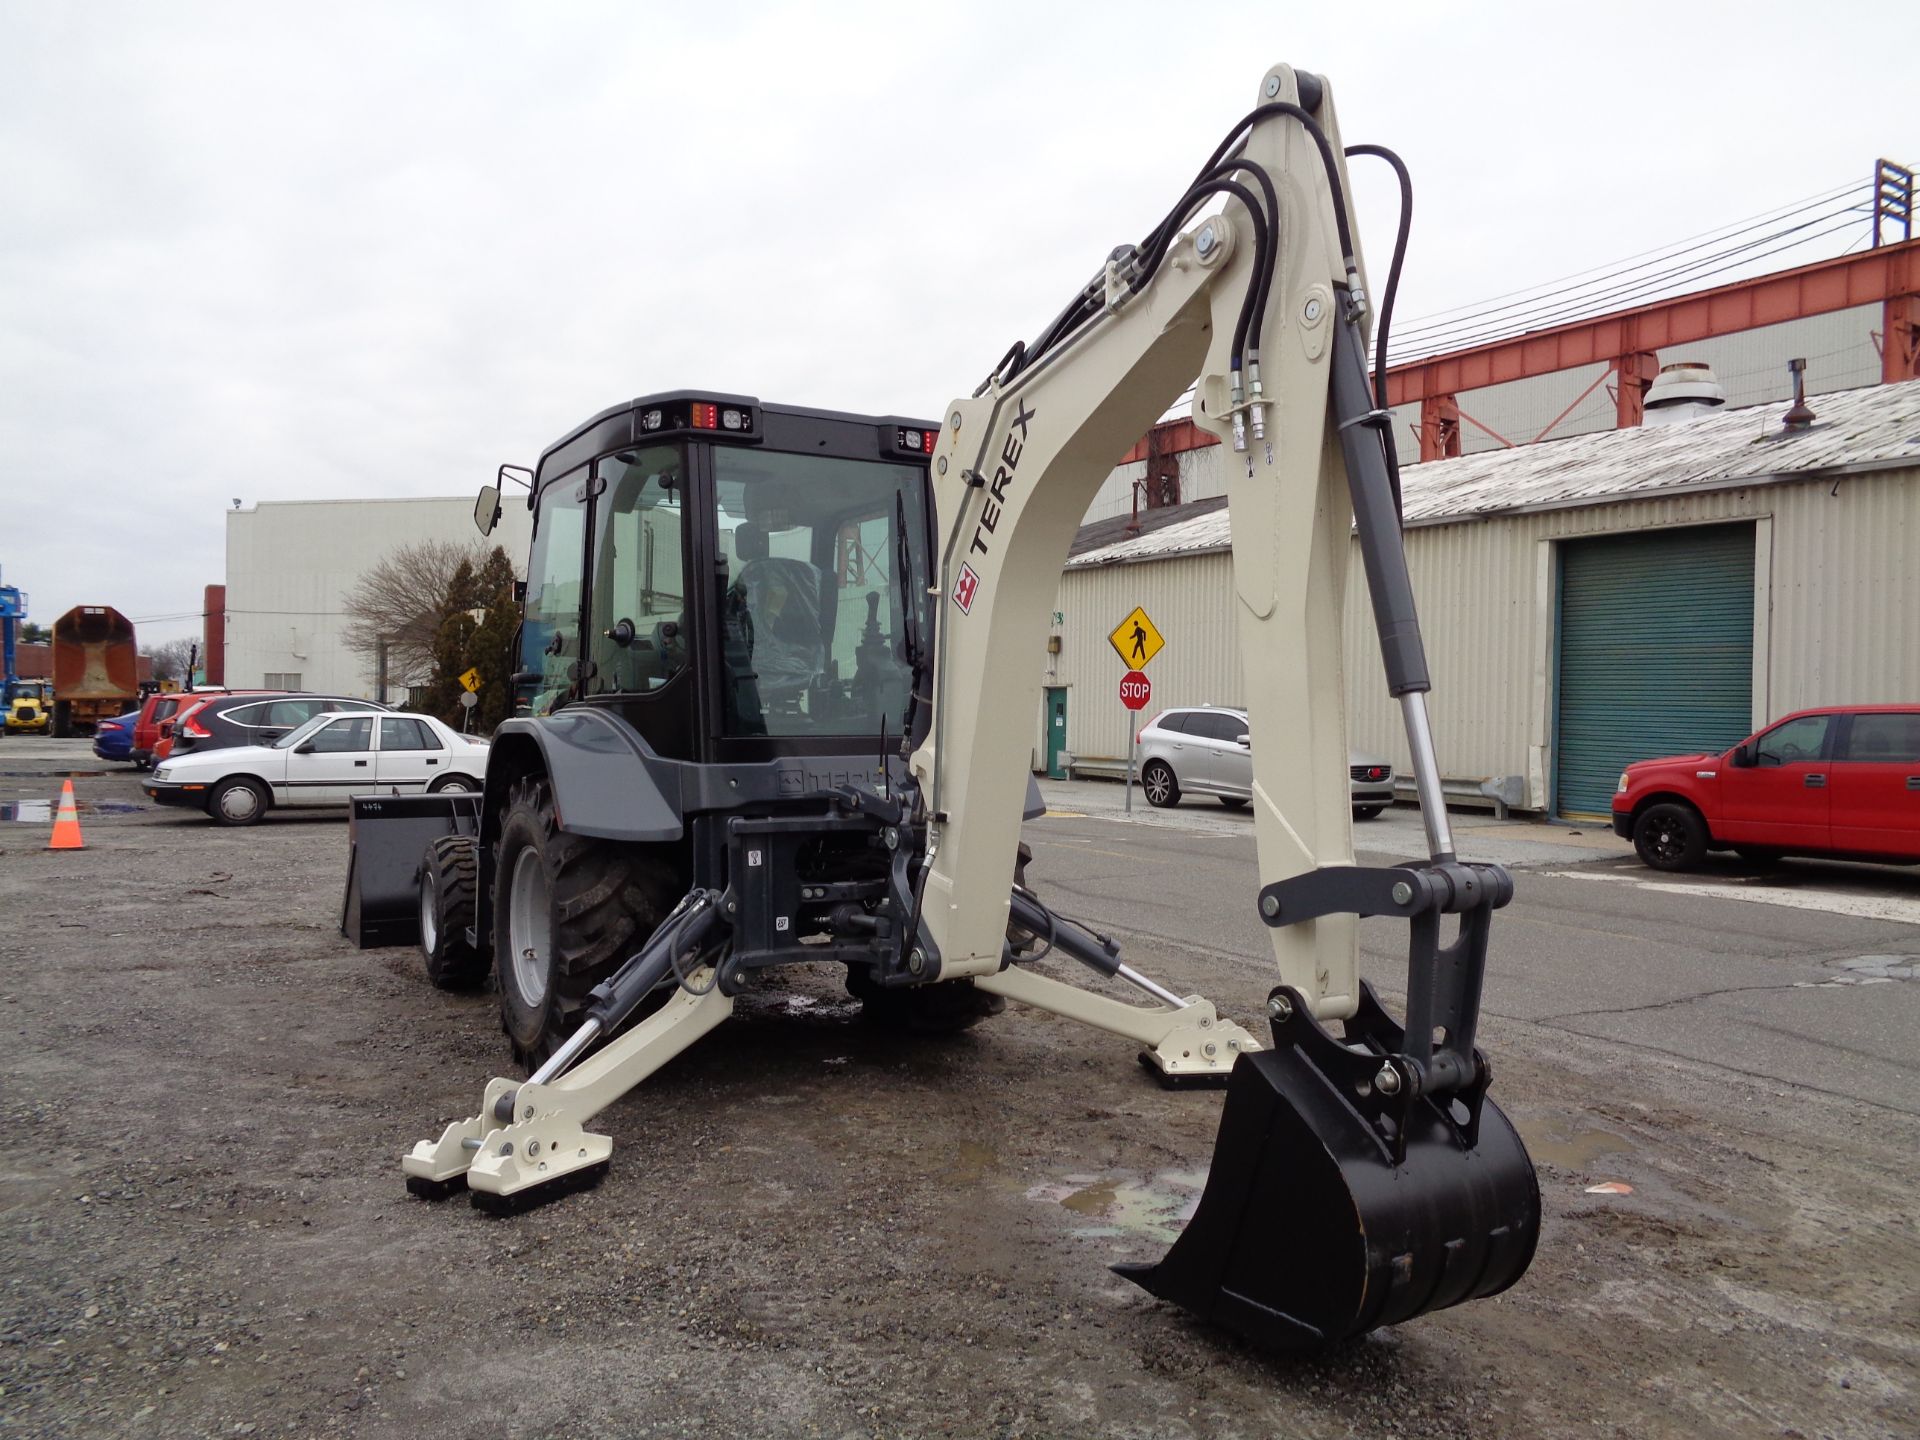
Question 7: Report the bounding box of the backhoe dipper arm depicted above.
[911,63,1414,1021]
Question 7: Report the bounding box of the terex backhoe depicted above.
[344,62,1539,1350]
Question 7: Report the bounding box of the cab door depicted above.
[1829,711,1920,857]
[280,714,376,804]
[1718,713,1832,848]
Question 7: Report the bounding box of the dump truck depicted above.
[51,606,139,737]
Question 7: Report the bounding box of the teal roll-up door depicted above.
[1555,524,1754,818]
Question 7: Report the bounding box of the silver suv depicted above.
[1137,705,1396,818]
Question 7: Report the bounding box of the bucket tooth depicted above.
[1115,987,1539,1350]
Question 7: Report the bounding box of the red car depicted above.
[1612,705,1920,871]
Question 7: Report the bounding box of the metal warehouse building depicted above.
[1046,380,1920,818]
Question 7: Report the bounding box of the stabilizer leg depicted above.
[974,966,1260,1083]
[402,972,734,1208]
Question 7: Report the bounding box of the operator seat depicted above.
[729,522,826,719]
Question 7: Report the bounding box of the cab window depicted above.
[520,470,589,716]
[588,447,689,696]
[1754,714,1829,766]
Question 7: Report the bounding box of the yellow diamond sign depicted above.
[458,667,483,693]
[1107,606,1165,669]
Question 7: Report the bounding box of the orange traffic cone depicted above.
[48,779,85,851]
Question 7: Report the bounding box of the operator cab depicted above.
[477,391,938,765]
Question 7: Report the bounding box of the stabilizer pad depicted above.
[405,1173,470,1202]
[468,1160,611,1217]
[1137,1052,1232,1090]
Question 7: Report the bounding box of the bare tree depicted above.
[141,637,199,684]
[341,539,487,690]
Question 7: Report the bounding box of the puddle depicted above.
[1026,1168,1209,1243]
[87,801,149,815]
[947,1142,998,1185]
[0,770,107,779]
[1518,1123,1634,1170]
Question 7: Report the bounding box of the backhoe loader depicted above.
[344,62,1539,1350]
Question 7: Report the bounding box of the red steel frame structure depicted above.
[1117,238,1919,468]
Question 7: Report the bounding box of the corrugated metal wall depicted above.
[1053,466,1920,809]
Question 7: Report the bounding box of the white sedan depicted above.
[144,710,488,826]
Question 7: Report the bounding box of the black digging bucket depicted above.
[1114,982,1539,1350]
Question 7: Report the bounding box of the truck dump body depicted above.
[52,606,138,737]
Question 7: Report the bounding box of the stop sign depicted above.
[1119,669,1152,711]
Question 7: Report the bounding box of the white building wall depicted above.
[225,497,532,698]
[1054,466,1920,810]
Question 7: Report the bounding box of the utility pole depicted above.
[376,638,388,705]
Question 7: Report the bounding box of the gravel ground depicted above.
[1,743,1915,1439]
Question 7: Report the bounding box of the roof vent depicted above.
[1643,361,1726,426]
[1782,357,1816,430]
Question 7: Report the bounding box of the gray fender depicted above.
[491,709,683,842]
[1024,774,1045,820]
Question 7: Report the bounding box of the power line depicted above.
[1394,175,1870,328]
[1393,213,1875,360]
[1393,192,1871,347]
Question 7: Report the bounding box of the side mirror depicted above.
[1235,733,1251,747]
[1728,743,1754,768]
[474,484,502,537]
[294,742,317,755]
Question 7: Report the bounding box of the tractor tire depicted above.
[492,776,679,1070]
[419,835,487,990]
[51,701,72,740]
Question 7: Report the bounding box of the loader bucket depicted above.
[1114,985,1538,1350]
[340,794,482,948]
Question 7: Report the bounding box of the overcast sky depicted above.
[3,1,1911,644]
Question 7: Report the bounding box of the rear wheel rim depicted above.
[218,784,259,822]
[419,871,439,953]
[1145,766,1171,804]
[508,847,553,1010]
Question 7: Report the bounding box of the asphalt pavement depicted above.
[1029,777,1920,1116]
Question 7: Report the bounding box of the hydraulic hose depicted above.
[1344,142,1414,520]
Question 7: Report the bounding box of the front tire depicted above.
[1633,802,1707,872]
[1142,760,1180,808]
[492,777,676,1069]
[208,776,269,827]
[1354,805,1385,820]
[420,836,487,989]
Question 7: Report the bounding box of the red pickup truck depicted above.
[1612,705,1920,870]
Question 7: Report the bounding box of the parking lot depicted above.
[3,740,1917,1439]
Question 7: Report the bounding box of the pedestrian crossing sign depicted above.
[458,667,483,693]
[1107,606,1165,668]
